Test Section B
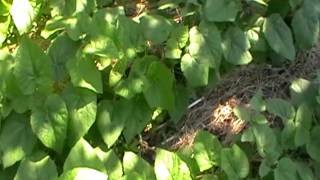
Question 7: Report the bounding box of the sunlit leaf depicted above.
[154,149,192,180]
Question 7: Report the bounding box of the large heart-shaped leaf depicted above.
[48,34,81,82]
[292,2,319,49]
[143,61,175,111]
[220,144,250,179]
[13,37,53,95]
[263,14,296,60]
[222,26,252,65]
[97,99,132,148]
[274,157,298,180]
[188,22,222,68]
[62,86,97,146]
[31,94,68,153]
[140,14,173,44]
[193,131,222,172]
[67,55,103,94]
[181,54,209,87]
[123,96,153,142]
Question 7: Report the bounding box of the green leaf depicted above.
[48,34,81,82]
[266,98,295,121]
[220,144,250,179]
[63,138,106,173]
[263,14,296,60]
[0,113,37,168]
[123,96,153,142]
[274,157,298,180]
[65,12,92,41]
[181,54,209,87]
[259,160,272,177]
[94,148,123,180]
[30,94,68,153]
[143,61,175,110]
[59,168,108,180]
[281,120,296,150]
[89,7,124,38]
[295,161,314,180]
[140,14,173,44]
[97,99,132,148]
[83,36,119,59]
[0,0,10,16]
[294,104,312,147]
[14,156,58,180]
[249,89,266,112]
[62,86,97,146]
[193,131,222,172]
[306,126,320,162]
[4,74,31,113]
[165,25,189,59]
[13,37,53,95]
[67,55,103,94]
[169,85,190,124]
[222,26,252,65]
[123,152,156,180]
[253,124,281,160]
[63,0,96,16]
[292,2,320,49]
[0,16,10,46]
[289,0,303,9]
[117,16,145,58]
[154,149,192,180]
[10,0,36,34]
[204,0,241,22]
[233,106,268,124]
[188,22,222,68]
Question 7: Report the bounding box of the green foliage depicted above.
[0,0,319,179]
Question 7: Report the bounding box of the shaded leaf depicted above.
[221,144,249,179]
[143,61,175,111]
[222,26,252,65]
[0,113,37,168]
[263,14,296,60]
[204,0,241,22]
[274,157,298,180]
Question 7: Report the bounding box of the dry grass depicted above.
[159,43,320,150]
